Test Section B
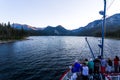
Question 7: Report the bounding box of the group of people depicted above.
[70,56,120,80]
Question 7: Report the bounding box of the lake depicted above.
[0,36,120,80]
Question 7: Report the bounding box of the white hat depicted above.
[90,58,93,61]
[75,60,78,62]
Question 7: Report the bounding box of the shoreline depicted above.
[0,40,17,44]
[0,38,29,44]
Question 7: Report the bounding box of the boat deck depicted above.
[60,69,120,80]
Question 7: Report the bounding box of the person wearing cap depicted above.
[71,60,82,73]
[88,58,94,74]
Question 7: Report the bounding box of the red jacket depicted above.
[114,58,119,65]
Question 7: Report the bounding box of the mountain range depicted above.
[11,13,120,36]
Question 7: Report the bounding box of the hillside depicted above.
[10,13,120,37]
[74,13,120,37]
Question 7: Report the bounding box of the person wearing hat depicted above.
[88,58,94,74]
[71,60,82,73]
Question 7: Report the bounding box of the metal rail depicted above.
[85,37,95,59]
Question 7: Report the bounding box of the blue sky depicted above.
[0,0,120,29]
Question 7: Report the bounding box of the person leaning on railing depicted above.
[101,58,107,73]
[106,58,113,73]
[114,56,119,73]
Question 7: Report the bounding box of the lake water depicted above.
[0,36,120,80]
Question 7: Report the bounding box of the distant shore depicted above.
[106,37,120,40]
[0,40,17,44]
[0,37,29,44]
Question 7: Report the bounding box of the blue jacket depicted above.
[72,62,82,73]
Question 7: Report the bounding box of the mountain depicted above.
[71,27,85,35]
[74,13,120,36]
[11,13,120,37]
[11,23,71,36]
[105,14,120,31]
[42,25,71,35]
[11,23,42,30]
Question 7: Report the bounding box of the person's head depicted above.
[83,62,86,66]
[115,56,119,59]
[98,55,102,59]
[85,58,88,61]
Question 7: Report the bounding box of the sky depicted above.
[0,0,120,30]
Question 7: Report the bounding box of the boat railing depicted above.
[60,69,71,80]
[104,73,120,80]
[105,60,120,73]
[109,75,120,80]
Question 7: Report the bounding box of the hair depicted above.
[115,56,119,60]
[83,62,86,66]
[85,58,88,61]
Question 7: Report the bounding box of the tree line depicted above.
[0,22,28,40]
[105,29,120,38]
[95,29,120,38]
[0,22,119,40]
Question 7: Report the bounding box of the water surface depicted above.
[0,36,120,80]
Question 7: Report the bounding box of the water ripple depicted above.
[0,36,120,80]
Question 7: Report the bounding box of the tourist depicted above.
[70,73,77,80]
[85,58,88,65]
[93,57,101,73]
[101,58,107,73]
[106,58,113,73]
[114,56,119,73]
[88,58,94,74]
[82,63,89,80]
[71,60,82,73]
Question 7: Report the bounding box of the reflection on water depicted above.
[0,36,120,80]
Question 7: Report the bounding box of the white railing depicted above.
[106,75,120,80]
